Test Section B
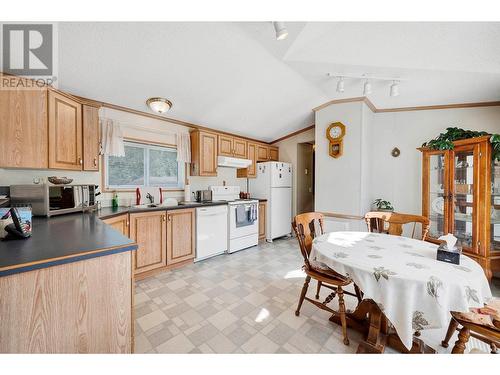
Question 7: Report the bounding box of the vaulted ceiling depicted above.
[56,22,500,142]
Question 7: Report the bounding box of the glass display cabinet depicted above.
[420,136,499,280]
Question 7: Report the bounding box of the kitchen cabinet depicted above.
[256,144,279,162]
[420,136,499,279]
[258,201,267,240]
[0,75,48,169]
[82,104,100,171]
[129,211,167,275]
[237,142,257,178]
[269,146,279,161]
[103,214,129,237]
[166,208,196,265]
[190,130,218,176]
[217,134,247,159]
[48,90,83,170]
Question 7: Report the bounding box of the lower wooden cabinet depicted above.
[102,214,129,237]
[167,208,196,265]
[258,201,267,240]
[129,211,167,275]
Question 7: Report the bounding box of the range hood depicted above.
[217,156,252,168]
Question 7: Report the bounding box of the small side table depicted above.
[441,312,500,354]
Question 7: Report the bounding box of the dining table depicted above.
[310,231,493,353]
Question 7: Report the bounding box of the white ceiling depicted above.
[55,22,500,142]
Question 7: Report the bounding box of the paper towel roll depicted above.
[184,184,191,202]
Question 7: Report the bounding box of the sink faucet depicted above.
[146,193,154,204]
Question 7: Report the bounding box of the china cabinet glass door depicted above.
[427,151,450,240]
[450,145,478,252]
[492,158,500,252]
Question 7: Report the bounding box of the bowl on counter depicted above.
[48,176,74,185]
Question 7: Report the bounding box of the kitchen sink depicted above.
[133,203,161,208]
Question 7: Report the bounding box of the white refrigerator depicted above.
[249,162,292,242]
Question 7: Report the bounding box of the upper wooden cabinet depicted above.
[237,142,257,178]
[256,144,279,162]
[166,208,196,265]
[0,76,48,169]
[48,90,83,170]
[129,211,167,275]
[217,134,247,159]
[82,105,100,171]
[190,130,218,176]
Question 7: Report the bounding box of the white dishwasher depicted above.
[195,205,228,262]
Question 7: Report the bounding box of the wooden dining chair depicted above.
[292,212,361,346]
[364,211,431,240]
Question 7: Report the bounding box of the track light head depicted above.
[390,81,400,97]
[336,77,345,93]
[273,22,288,40]
[363,80,372,95]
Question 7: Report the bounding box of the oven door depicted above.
[229,203,258,239]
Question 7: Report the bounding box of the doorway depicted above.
[296,142,315,214]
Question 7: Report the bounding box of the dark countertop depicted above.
[98,201,229,219]
[0,211,137,277]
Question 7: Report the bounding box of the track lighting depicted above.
[390,81,400,97]
[272,22,288,40]
[363,80,372,95]
[336,77,345,93]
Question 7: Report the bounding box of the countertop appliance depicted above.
[249,162,292,242]
[194,190,212,203]
[210,185,259,253]
[195,205,228,261]
[10,184,98,217]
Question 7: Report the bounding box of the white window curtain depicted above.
[176,131,191,163]
[101,118,125,157]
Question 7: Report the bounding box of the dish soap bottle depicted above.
[112,192,119,209]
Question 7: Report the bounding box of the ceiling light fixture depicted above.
[336,77,345,93]
[273,22,288,40]
[146,97,172,114]
[363,80,372,95]
[389,81,400,97]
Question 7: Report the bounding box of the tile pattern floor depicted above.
[134,237,500,354]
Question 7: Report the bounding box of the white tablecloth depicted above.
[310,231,493,350]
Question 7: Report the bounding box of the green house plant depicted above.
[373,199,394,212]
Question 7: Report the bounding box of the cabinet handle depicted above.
[167,215,171,222]
[78,157,83,165]
[162,215,166,222]
[93,158,97,167]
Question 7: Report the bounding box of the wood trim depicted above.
[124,137,177,149]
[270,124,315,144]
[319,212,364,221]
[313,96,500,114]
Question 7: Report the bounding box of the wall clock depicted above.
[326,122,346,158]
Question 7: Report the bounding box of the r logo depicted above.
[2,24,53,76]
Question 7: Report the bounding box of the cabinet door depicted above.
[422,150,451,241]
[258,202,266,240]
[450,144,480,254]
[218,134,234,157]
[237,142,256,178]
[129,211,167,274]
[0,76,48,168]
[82,105,100,171]
[166,209,195,265]
[103,214,129,237]
[48,90,83,170]
[200,131,218,176]
[233,138,247,159]
[257,145,269,162]
[269,147,279,161]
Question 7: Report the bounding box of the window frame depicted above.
[104,140,185,191]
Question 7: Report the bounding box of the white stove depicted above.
[210,186,259,253]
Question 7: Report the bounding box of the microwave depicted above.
[10,184,98,217]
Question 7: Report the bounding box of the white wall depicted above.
[273,128,315,216]
[314,102,500,220]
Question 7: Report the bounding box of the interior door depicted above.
[450,144,480,254]
[423,150,451,241]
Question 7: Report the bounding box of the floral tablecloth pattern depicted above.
[310,231,492,350]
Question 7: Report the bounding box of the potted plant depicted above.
[373,199,394,212]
